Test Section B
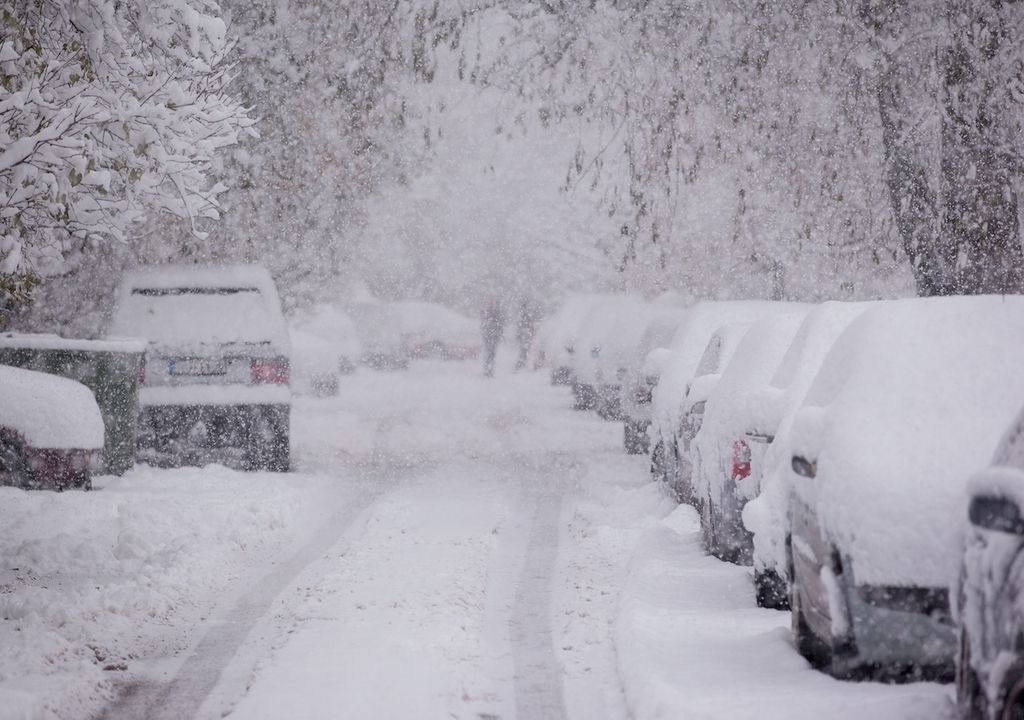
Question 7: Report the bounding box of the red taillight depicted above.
[732,439,751,480]
[138,361,146,386]
[251,358,290,385]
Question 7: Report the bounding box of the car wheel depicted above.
[701,500,718,556]
[245,406,290,472]
[787,537,829,668]
[958,626,986,720]
[650,439,666,482]
[0,430,30,489]
[624,420,648,455]
[754,567,790,611]
[999,664,1024,720]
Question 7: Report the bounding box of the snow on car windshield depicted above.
[112,287,276,348]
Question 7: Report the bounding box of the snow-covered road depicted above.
[2,359,953,719]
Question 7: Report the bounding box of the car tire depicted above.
[0,430,31,489]
[754,567,790,610]
[701,500,718,556]
[624,420,649,455]
[245,406,290,472]
[650,439,667,482]
[958,626,986,720]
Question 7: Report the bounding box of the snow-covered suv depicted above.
[110,265,291,471]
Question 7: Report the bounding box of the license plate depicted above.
[169,357,227,376]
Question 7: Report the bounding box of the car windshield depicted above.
[112,287,273,347]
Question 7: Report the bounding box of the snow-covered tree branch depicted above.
[0,0,253,314]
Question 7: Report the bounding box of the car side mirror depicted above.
[969,495,1024,535]
[791,456,817,479]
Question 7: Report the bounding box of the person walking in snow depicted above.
[514,297,542,371]
[480,297,506,377]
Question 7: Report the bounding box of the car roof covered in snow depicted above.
[0,365,104,450]
[571,295,663,383]
[652,301,794,437]
[789,295,1024,588]
[110,264,288,350]
[699,308,812,446]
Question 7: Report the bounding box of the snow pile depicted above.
[0,365,104,449]
[613,505,952,719]
[694,307,810,508]
[109,265,289,350]
[788,295,1024,587]
[741,302,874,579]
[0,466,341,720]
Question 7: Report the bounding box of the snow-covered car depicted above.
[289,303,363,397]
[958,405,1024,720]
[0,365,104,490]
[109,265,291,471]
[649,301,794,492]
[674,322,752,505]
[568,295,648,414]
[391,300,480,361]
[535,293,610,385]
[620,313,687,454]
[347,302,410,371]
[693,307,810,564]
[740,302,872,609]
[786,295,1024,681]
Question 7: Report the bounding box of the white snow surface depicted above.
[0,365,104,449]
[788,295,1024,588]
[0,351,953,720]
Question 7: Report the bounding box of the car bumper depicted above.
[140,384,290,407]
[137,402,289,468]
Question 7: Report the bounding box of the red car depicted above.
[0,365,104,490]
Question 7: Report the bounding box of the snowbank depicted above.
[788,295,1024,588]
[0,365,104,449]
[614,505,952,719]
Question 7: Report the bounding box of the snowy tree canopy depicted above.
[0,0,253,315]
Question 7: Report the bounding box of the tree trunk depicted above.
[941,0,1024,294]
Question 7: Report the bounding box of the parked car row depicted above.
[541,291,1024,716]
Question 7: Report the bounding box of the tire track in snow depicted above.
[510,490,568,720]
[98,469,399,720]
